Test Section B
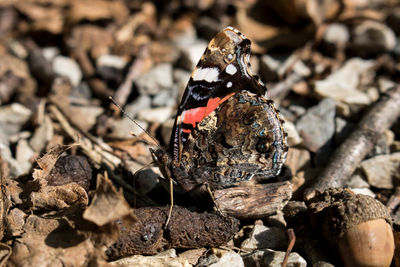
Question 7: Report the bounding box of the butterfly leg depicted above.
[205,183,224,216]
[165,178,174,228]
[150,148,175,228]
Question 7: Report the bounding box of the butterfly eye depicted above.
[224,53,235,63]
[256,138,270,154]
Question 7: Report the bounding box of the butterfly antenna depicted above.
[109,96,160,147]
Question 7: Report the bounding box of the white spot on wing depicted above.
[225,64,237,75]
[226,82,232,88]
[192,67,220,83]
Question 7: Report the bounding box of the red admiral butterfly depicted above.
[151,27,287,194]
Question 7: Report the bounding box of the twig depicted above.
[214,181,292,219]
[112,45,150,109]
[304,86,400,199]
[282,229,296,267]
[268,72,302,100]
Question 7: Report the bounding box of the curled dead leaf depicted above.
[83,173,134,227]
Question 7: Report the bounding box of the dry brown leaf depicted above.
[83,173,134,227]
[0,156,11,240]
[68,25,114,59]
[68,0,129,24]
[9,215,99,267]
[30,183,89,214]
[0,243,11,265]
[32,144,71,181]
[15,2,64,34]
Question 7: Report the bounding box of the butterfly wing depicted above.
[169,27,267,162]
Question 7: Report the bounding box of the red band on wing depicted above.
[181,92,235,129]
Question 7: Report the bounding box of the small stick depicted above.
[112,46,150,108]
[282,229,296,267]
[304,86,400,200]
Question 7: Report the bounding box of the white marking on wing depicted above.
[225,64,237,75]
[192,67,220,83]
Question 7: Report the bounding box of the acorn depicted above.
[306,188,394,267]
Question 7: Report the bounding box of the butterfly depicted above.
[151,26,287,194]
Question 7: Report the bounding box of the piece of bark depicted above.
[214,181,293,219]
[304,86,400,200]
[106,206,239,259]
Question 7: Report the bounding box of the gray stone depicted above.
[351,20,396,55]
[125,95,152,117]
[296,98,336,152]
[135,63,173,95]
[52,55,82,86]
[284,121,302,147]
[106,118,148,139]
[346,173,370,189]
[288,105,306,118]
[360,152,400,189]
[137,106,174,124]
[241,225,288,250]
[152,87,178,107]
[242,249,306,267]
[314,58,374,107]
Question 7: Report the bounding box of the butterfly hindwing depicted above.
[169,27,267,162]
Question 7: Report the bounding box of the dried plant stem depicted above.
[305,86,400,200]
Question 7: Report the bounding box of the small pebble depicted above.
[52,56,82,86]
[135,63,173,95]
[360,152,400,189]
[296,98,336,152]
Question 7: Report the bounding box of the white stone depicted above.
[284,121,302,146]
[135,63,173,95]
[241,225,287,250]
[110,249,191,267]
[351,188,376,198]
[315,58,374,106]
[97,54,127,69]
[53,56,82,86]
[209,251,244,267]
[323,23,350,45]
[137,106,174,123]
